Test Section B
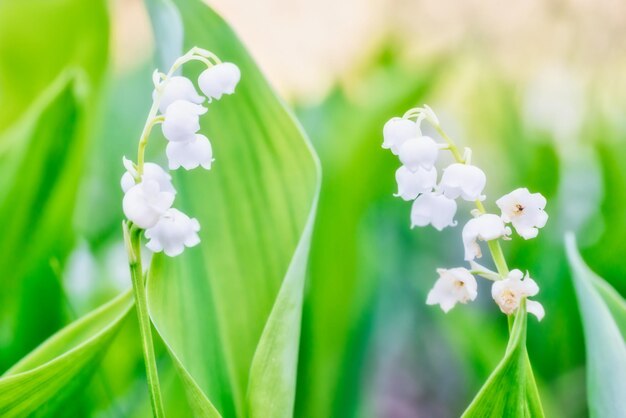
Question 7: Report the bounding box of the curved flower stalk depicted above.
[121,47,240,418]
[382,105,548,320]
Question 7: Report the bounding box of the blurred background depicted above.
[2,0,626,416]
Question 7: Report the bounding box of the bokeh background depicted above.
[2,0,626,416]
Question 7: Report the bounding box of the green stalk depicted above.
[125,223,165,418]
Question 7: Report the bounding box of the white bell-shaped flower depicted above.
[198,62,241,100]
[491,269,544,320]
[166,134,214,170]
[394,165,437,201]
[462,214,511,261]
[411,192,457,231]
[382,117,419,155]
[161,100,207,143]
[439,163,486,201]
[122,180,175,229]
[427,268,478,312]
[154,76,204,113]
[121,159,176,194]
[145,208,201,257]
[398,136,439,171]
[496,188,548,239]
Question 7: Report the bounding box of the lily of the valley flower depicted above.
[166,134,214,170]
[161,100,208,143]
[123,180,175,229]
[411,192,457,231]
[462,213,511,261]
[491,269,544,320]
[426,268,478,312]
[382,117,420,155]
[394,165,437,201]
[154,76,204,113]
[496,188,548,239]
[121,159,175,194]
[439,163,486,201]
[198,62,241,100]
[145,208,201,257]
[398,136,440,171]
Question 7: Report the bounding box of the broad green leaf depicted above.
[0,290,133,417]
[462,304,545,417]
[0,0,109,369]
[565,233,626,418]
[145,0,320,417]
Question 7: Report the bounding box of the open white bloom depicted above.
[394,165,437,201]
[161,100,208,143]
[439,163,486,201]
[145,208,201,257]
[154,76,204,113]
[427,268,478,312]
[411,192,457,231]
[121,160,175,194]
[198,62,241,100]
[491,269,544,320]
[398,136,439,171]
[462,214,511,261]
[122,180,175,229]
[496,188,548,239]
[382,117,419,155]
[166,134,214,170]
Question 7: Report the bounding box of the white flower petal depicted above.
[161,100,207,143]
[411,192,457,231]
[496,188,548,239]
[398,136,439,171]
[382,117,419,155]
[154,76,204,113]
[427,268,477,312]
[198,62,241,100]
[166,134,214,170]
[121,162,175,194]
[439,163,486,201]
[526,300,545,321]
[462,214,510,261]
[123,180,175,229]
[394,165,437,201]
[145,208,201,257]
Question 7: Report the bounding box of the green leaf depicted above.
[462,304,545,418]
[144,0,320,417]
[0,290,133,418]
[565,233,626,418]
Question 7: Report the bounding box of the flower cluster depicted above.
[383,106,548,320]
[122,48,240,256]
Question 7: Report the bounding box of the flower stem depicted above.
[124,223,165,418]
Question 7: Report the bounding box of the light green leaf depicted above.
[565,233,626,418]
[462,304,545,418]
[144,0,320,417]
[0,290,133,418]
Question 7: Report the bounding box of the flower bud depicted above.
[122,180,175,229]
[145,208,201,256]
[411,192,457,231]
[439,163,486,201]
[394,165,437,201]
[166,134,214,170]
[382,117,419,155]
[161,100,208,143]
[154,76,204,113]
[121,161,175,194]
[398,136,439,171]
[198,62,241,100]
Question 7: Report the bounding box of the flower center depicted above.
[513,203,525,215]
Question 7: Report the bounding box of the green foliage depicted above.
[0,290,133,417]
[566,233,626,418]
[144,1,320,417]
[461,305,544,418]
